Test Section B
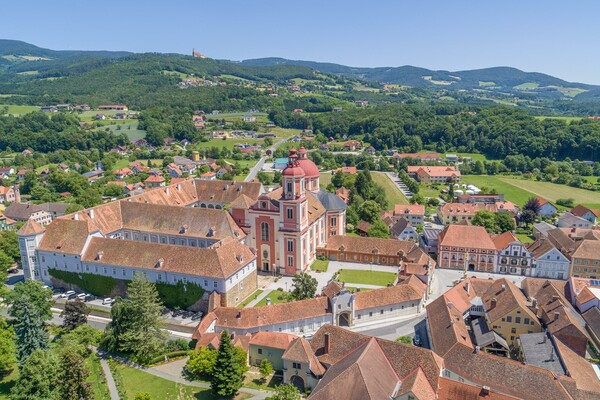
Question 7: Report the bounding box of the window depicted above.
[524,318,530,325]
[261,222,269,241]
[287,208,294,219]
[511,328,516,334]
[258,348,263,355]
[515,317,521,324]
[380,310,384,315]
[213,281,217,288]
[292,362,301,370]
[369,312,373,317]
[506,316,512,322]
[287,256,294,267]
[287,240,294,252]
[331,217,337,226]
[287,182,292,193]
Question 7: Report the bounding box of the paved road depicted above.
[97,350,120,400]
[245,137,290,182]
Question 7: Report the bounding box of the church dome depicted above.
[282,148,305,177]
[296,147,320,177]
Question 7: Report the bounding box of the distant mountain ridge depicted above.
[239,57,596,92]
[0,39,132,59]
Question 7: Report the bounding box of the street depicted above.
[245,137,290,182]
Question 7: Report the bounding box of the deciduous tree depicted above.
[291,273,318,301]
[60,298,90,331]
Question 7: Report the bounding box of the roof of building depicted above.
[533,221,557,235]
[390,217,410,237]
[393,204,425,216]
[395,367,437,400]
[471,317,509,350]
[356,220,372,233]
[558,212,591,226]
[308,338,401,400]
[296,148,319,177]
[321,280,343,299]
[527,239,560,260]
[314,189,347,211]
[354,275,425,310]
[570,205,597,218]
[17,219,45,235]
[438,224,496,250]
[248,332,297,350]
[4,202,46,220]
[322,235,416,258]
[309,325,443,392]
[584,307,600,338]
[492,231,518,250]
[407,165,461,177]
[482,278,537,323]
[572,240,600,260]
[426,294,473,357]
[518,332,565,374]
[437,377,520,400]
[282,337,326,377]
[81,236,255,279]
[554,337,600,395]
[37,219,90,254]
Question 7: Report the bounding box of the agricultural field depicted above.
[0,104,40,115]
[97,123,146,141]
[514,82,539,89]
[533,115,584,123]
[461,175,600,209]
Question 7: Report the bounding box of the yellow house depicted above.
[569,240,600,279]
[482,279,542,346]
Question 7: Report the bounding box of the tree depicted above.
[472,210,496,233]
[211,331,244,398]
[395,336,413,345]
[57,346,93,400]
[367,220,390,238]
[10,349,59,400]
[358,200,381,224]
[259,359,273,381]
[270,384,301,400]
[524,197,542,215]
[4,280,52,364]
[60,298,90,331]
[103,274,167,363]
[520,210,536,227]
[0,318,17,374]
[290,273,318,301]
[0,231,20,263]
[494,212,516,233]
[186,346,218,379]
[134,393,152,400]
[0,251,14,273]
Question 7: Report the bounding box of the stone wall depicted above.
[223,269,258,307]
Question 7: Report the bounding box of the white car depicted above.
[102,297,113,305]
[77,293,87,301]
[61,290,76,299]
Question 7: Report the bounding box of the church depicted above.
[232,147,347,275]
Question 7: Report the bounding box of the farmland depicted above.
[319,171,408,208]
[0,104,40,115]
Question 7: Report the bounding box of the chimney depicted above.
[236,311,241,319]
[165,187,169,195]
[177,183,181,191]
[501,284,506,291]
[532,297,538,309]
[475,346,480,353]
[324,333,331,354]
[156,258,164,268]
[551,295,559,302]
[73,213,79,221]
[482,386,490,395]
[96,251,104,261]
[554,311,560,321]
[89,209,95,219]
[465,282,471,293]
[490,297,497,309]
[447,301,453,309]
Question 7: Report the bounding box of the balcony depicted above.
[279,221,301,231]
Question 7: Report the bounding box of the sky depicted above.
[1,0,599,83]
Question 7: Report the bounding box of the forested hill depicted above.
[0,39,132,59]
[240,57,598,99]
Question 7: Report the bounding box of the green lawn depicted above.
[533,115,583,123]
[87,354,111,400]
[514,82,539,89]
[96,123,146,141]
[372,172,409,207]
[454,153,491,162]
[515,233,535,244]
[0,369,17,400]
[319,172,332,187]
[345,287,373,293]
[115,363,252,400]
[501,177,600,209]
[310,259,329,272]
[0,104,39,115]
[461,175,534,206]
[337,269,398,286]
[254,290,289,307]
[238,290,264,308]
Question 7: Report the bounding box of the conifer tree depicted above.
[211,330,243,398]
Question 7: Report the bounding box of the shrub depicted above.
[148,350,189,365]
[155,281,205,309]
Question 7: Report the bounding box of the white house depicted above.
[557,212,592,229]
[527,239,570,280]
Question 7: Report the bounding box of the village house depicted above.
[437,201,518,225]
[527,239,570,280]
[537,197,558,217]
[248,332,296,370]
[557,212,593,229]
[437,224,497,272]
[389,218,419,242]
[494,231,533,276]
[392,204,425,226]
[144,175,166,188]
[5,203,52,225]
[569,205,598,224]
[113,168,133,180]
[334,187,350,204]
[333,166,357,175]
[98,104,128,111]
[407,165,461,183]
[166,163,183,178]
[82,169,104,183]
[0,185,20,204]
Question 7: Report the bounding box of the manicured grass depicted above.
[514,82,539,89]
[87,354,111,400]
[454,153,491,162]
[337,269,398,287]
[310,259,329,272]
[0,104,39,115]
[346,231,361,237]
[254,290,289,307]
[533,116,583,123]
[319,172,332,187]
[0,369,17,400]
[461,175,535,206]
[372,172,409,207]
[97,123,146,141]
[515,233,535,244]
[238,290,264,308]
[116,363,251,400]
[345,286,373,293]
[243,373,282,390]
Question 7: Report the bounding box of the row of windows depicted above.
[356,303,416,319]
[501,315,533,325]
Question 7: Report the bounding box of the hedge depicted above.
[148,350,190,365]
[49,269,116,296]
[49,269,205,308]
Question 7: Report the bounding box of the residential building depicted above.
[533,221,556,239]
[113,168,133,180]
[419,227,442,254]
[393,204,425,225]
[527,239,570,280]
[144,175,166,188]
[494,231,533,276]
[583,307,600,352]
[570,205,598,224]
[248,332,296,370]
[82,169,104,183]
[392,153,441,161]
[557,212,593,229]
[456,193,505,204]
[537,197,558,217]
[98,104,128,110]
[569,239,600,278]
[5,203,52,225]
[517,332,565,374]
[437,224,497,272]
[333,166,357,175]
[281,337,325,391]
[334,187,350,204]
[17,220,46,280]
[438,201,518,225]
[407,165,461,183]
[390,218,419,242]
[0,185,19,204]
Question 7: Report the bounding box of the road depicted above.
[245,137,290,182]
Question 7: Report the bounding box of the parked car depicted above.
[172,310,183,317]
[191,312,203,321]
[77,293,87,301]
[7,267,18,274]
[67,292,77,300]
[161,308,171,316]
[413,334,421,346]
[102,297,113,305]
